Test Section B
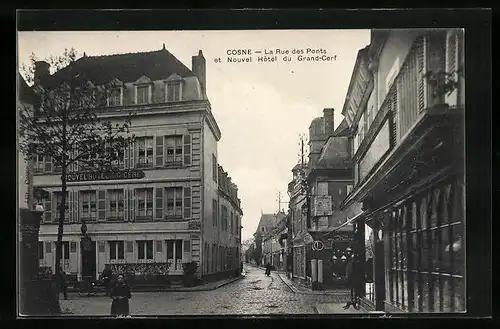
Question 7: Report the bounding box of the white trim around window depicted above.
[135,84,152,105]
[165,81,182,102]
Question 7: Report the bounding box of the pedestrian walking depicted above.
[343,254,361,310]
[265,263,272,276]
[57,267,68,300]
[110,274,131,317]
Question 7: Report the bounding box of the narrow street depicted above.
[60,265,349,316]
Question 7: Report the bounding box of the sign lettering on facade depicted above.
[359,119,391,181]
[313,196,333,216]
[66,170,145,182]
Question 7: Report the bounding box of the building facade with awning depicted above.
[340,29,465,313]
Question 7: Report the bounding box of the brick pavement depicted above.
[58,265,356,316]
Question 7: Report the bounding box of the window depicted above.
[221,206,228,231]
[230,212,234,234]
[107,88,122,107]
[137,240,153,260]
[166,82,181,102]
[136,85,150,104]
[81,190,97,221]
[136,137,153,168]
[53,192,69,222]
[212,154,218,182]
[317,182,329,196]
[109,241,125,260]
[136,188,153,218]
[45,242,52,254]
[109,143,125,169]
[107,189,124,220]
[165,187,183,219]
[346,185,353,195]
[212,199,218,226]
[33,155,52,173]
[387,178,464,313]
[165,136,183,165]
[38,241,44,260]
[166,239,183,271]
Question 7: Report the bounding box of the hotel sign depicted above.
[313,196,333,217]
[359,119,391,182]
[66,170,145,182]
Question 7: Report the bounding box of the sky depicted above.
[18,30,371,241]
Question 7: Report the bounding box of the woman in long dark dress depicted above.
[110,274,131,316]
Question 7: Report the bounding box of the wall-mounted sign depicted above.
[66,170,145,182]
[313,196,332,217]
[359,119,391,181]
[312,240,325,251]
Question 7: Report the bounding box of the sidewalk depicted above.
[67,275,244,293]
[315,302,365,314]
[274,271,351,296]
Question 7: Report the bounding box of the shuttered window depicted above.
[183,187,191,219]
[98,190,106,220]
[155,136,164,166]
[81,190,97,221]
[165,187,183,219]
[155,187,163,220]
[183,134,191,165]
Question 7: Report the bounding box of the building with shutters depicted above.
[32,46,242,283]
[340,29,465,313]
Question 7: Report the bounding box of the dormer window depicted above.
[134,76,153,105]
[165,74,183,102]
[107,87,123,107]
[136,85,151,104]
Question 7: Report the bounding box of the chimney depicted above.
[34,61,50,85]
[323,108,335,136]
[192,50,206,96]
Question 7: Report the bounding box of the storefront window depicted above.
[386,178,464,312]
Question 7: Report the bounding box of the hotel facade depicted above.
[32,47,243,282]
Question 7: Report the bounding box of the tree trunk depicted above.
[54,167,67,313]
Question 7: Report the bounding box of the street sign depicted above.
[312,240,324,251]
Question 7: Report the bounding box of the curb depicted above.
[67,276,244,293]
[275,272,352,296]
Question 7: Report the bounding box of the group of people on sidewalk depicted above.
[57,264,132,317]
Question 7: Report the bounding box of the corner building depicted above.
[34,47,242,282]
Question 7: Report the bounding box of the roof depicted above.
[43,48,196,88]
[255,212,286,235]
[316,135,351,169]
[332,118,351,137]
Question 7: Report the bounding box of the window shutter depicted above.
[129,141,135,169]
[155,187,163,220]
[44,157,52,172]
[124,142,130,169]
[98,190,106,221]
[417,35,427,113]
[183,187,191,219]
[183,240,191,252]
[44,193,52,223]
[74,191,79,223]
[183,134,191,166]
[155,136,164,167]
[124,188,129,222]
[68,191,73,223]
[129,189,135,222]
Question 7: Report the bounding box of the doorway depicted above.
[81,238,96,281]
[374,236,386,311]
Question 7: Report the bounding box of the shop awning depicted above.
[331,211,366,233]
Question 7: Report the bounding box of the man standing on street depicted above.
[57,267,68,300]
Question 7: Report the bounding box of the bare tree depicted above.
[19,48,135,311]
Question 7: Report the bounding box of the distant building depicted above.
[31,47,242,283]
[253,212,285,266]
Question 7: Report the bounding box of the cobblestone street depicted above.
[60,265,350,316]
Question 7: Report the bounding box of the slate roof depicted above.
[255,212,286,235]
[316,136,351,170]
[43,48,196,88]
